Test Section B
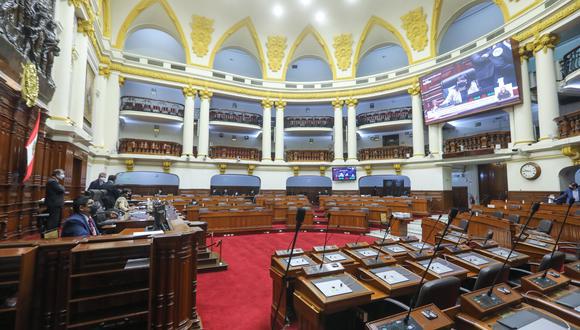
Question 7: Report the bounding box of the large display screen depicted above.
[420,39,521,125]
[332,167,356,181]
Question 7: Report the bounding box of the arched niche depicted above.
[115,171,180,195]
[359,175,411,197]
[286,175,332,203]
[437,1,505,55]
[125,28,186,63]
[213,47,263,78]
[286,56,333,82]
[558,165,580,192]
[356,43,409,77]
[210,174,261,196]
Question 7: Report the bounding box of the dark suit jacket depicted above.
[88,179,105,190]
[61,213,100,237]
[45,177,65,208]
[556,188,578,205]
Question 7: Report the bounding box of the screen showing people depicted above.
[420,39,521,124]
[332,167,357,181]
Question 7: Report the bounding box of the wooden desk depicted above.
[357,265,420,297]
[199,209,273,233]
[310,251,358,272]
[476,247,530,268]
[564,260,580,280]
[405,257,468,281]
[455,304,573,329]
[515,238,554,263]
[288,207,314,228]
[445,252,501,275]
[523,285,580,327]
[373,244,412,263]
[327,210,369,233]
[343,248,397,268]
[421,217,446,245]
[366,303,454,330]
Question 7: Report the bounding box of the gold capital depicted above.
[518,42,535,60]
[77,18,94,35]
[125,159,134,171]
[275,100,286,110]
[532,33,559,54]
[183,85,197,97]
[200,89,213,100]
[345,98,358,108]
[332,98,344,108]
[407,83,421,96]
[261,99,274,109]
[98,66,111,78]
[118,76,125,86]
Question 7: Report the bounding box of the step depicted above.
[198,261,228,272]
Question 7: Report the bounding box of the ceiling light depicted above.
[315,10,326,23]
[345,0,357,4]
[273,4,284,17]
[300,0,312,6]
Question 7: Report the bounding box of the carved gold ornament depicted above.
[199,89,213,100]
[21,62,39,108]
[364,165,372,175]
[248,164,256,175]
[401,7,428,52]
[118,76,125,86]
[275,100,286,110]
[332,98,344,108]
[333,34,353,71]
[345,98,358,108]
[393,163,402,175]
[513,1,578,42]
[562,146,580,166]
[125,159,135,171]
[98,66,111,78]
[407,80,420,96]
[218,164,227,174]
[532,33,559,54]
[261,99,274,109]
[77,18,94,35]
[266,35,287,72]
[183,85,197,97]
[292,166,300,176]
[319,166,326,176]
[190,15,214,57]
[518,42,534,60]
[162,161,172,173]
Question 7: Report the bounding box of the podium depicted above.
[405,258,468,281]
[293,273,373,329]
[365,303,453,330]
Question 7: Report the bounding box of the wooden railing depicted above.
[285,116,334,128]
[285,150,333,162]
[356,107,412,126]
[120,96,184,117]
[118,138,184,156]
[560,45,580,79]
[209,146,261,161]
[556,109,580,138]
[358,146,413,160]
[443,131,510,158]
[209,108,263,126]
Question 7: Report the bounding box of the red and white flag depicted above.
[23,110,40,182]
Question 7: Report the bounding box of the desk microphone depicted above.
[487,202,540,297]
[319,212,332,268]
[453,211,474,249]
[375,214,394,262]
[404,208,459,325]
[272,207,306,330]
[482,230,493,247]
[542,198,575,278]
[419,214,442,254]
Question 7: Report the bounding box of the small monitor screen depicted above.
[332,167,356,181]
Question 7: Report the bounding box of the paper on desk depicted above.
[375,270,408,284]
[314,279,352,297]
[461,254,489,266]
[518,318,567,330]
[287,257,309,267]
[386,246,406,253]
[325,253,347,262]
[358,249,378,257]
[424,262,453,274]
[132,230,164,237]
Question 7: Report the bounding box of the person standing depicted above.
[88,172,107,190]
[45,169,65,230]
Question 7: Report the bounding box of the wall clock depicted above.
[520,162,541,180]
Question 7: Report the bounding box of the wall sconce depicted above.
[244,136,249,140]
[153,125,160,137]
[309,138,314,144]
[219,132,224,138]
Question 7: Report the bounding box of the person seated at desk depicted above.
[61,196,100,237]
[114,190,131,213]
[555,182,578,204]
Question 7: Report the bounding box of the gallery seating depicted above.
[118,138,184,156]
[120,96,185,117]
[356,107,412,126]
[443,131,510,158]
[209,146,261,161]
[209,108,263,126]
[556,109,580,138]
[358,146,413,160]
[285,150,333,162]
[285,116,334,128]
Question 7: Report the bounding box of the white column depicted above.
[198,90,212,158]
[346,98,358,162]
[534,33,560,141]
[512,50,536,145]
[104,73,122,153]
[48,0,75,122]
[261,99,273,162]
[409,84,425,157]
[274,100,286,162]
[182,86,196,157]
[332,99,344,162]
[68,22,89,129]
[507,108,516,147]
[428,124,443,155]
[91,69,108,148]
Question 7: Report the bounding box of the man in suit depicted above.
[88,172,107,190]
[101,175,120,209]
[61,196,100,237]
[556,182,579,205]
[45,169,65,230]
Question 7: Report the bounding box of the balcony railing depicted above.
[556,109,580,138]
[358,146,413,161]
[286,150,334,162]
[443,131,510,158]
[209,146,261,161]
[118,138,184,156]
[285,116,334,128]
[560,45,580,79]
[120,96,184,117]
[209,109,263,126]
[356,107,412,126]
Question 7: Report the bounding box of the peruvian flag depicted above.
[23,109,40,182]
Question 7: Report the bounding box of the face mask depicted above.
[99,177,106,182]
[89,205,99,214]
[57,173,65,180]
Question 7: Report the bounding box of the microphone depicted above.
[404,208,459,325]
[271,207,306,330]
[375,214,394,262]
[482,229,494,247]
[419,214,442,254]
[542,198,575,278]
[486,202,540,297]
[319,212,332,269]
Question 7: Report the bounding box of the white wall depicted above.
[357,130,413,149]
[405,166,452,191]
[507,152,572,192]
[209,131,261,148]
[452,165,480,203]
[120,119,183,144]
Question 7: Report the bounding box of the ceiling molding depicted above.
[114,0,192,64]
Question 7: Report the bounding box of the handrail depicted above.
[357,107,412,126]
[444,131,511,154]
[120,96,184,118]
[285,150,334,162]
[358,146,413,161]
[285,116,334,128]
[560,45,580,79]
[209,146,261,161]
[209,108,263,126]
[118,138,184,156]
[555,109,580,138]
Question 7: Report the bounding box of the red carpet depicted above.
[196,232,377,330]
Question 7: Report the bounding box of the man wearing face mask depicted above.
[45,169,66,230]
[61,196,100,237]
[88,172,107,190]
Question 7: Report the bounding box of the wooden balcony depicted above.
[443,131,510,158]
[285,116,333,128]
[556,109,580,139]
[356,107,412,126]
[358,146,413,161]
[120,96,184,117]
[285,150,334,162]
[209,109,263,126]
[118,138,184,156]
[209,146,261,161]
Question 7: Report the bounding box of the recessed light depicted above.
[273,4,284,17]
[345,0,357,4]
[300,0,312,6]
[315,10,326,23]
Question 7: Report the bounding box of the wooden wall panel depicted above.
[508,191,561,203]
[411,190,453,213]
